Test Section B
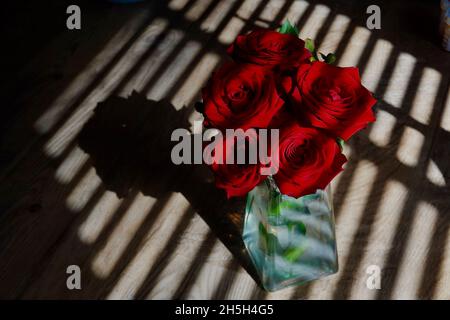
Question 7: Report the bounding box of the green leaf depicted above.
[305,38,320,62]
[337,138,345,150]
[283,245,307,262]
[258,223,280,254]
[280,200,305,212]
[278,20,299,36]
[325,53,336,64]
[305,38,315,53]
[259,222,268,240]
[319,52,336,64]
[258,223,268,252]
[287,221,307,236]
[297,222,307,235]
[268,193,281,218]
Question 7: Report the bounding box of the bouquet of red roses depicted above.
[199,22,376,199]
[197,21,377,291]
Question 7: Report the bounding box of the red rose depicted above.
[286,61,376,140]
[268,107,292,129]
[207,131,265,198]
[274,122,347,198]
[202,61,284,130]
[227,29,311,70]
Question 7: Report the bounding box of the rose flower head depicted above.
[201,61,284,130]
[285,61,377,141]
[206,130,266,198]
[227,28,311,70]
[274,121,347,198]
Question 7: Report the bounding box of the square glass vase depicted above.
[242,177,338,291]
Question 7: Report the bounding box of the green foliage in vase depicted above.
[283,245,307,262]
[258,222,281,254]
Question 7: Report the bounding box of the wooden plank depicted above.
[18,0,245,299]
[0,4,167,298]
[0,0,449,300]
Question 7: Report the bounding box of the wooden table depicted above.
[0,0,449,299]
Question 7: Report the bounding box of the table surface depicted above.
[0,0,449,299]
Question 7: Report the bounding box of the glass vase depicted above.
[243,177,338,291]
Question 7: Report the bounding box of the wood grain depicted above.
[0,0,449,300]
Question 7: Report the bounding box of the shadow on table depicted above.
[77,91,261,294]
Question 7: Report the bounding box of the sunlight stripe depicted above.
[391,202,438,299]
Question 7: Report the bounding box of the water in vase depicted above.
[243,178,338,291]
